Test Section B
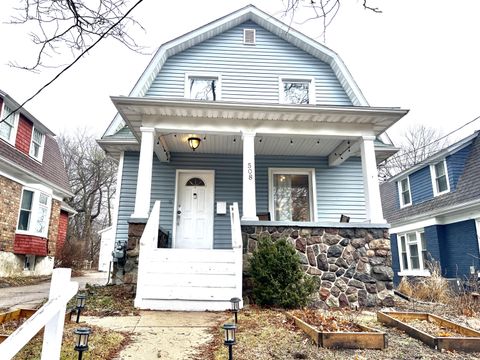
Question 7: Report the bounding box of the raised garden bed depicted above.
[287,310,386,349]
[378,311,480,352]
[0,308,73,344]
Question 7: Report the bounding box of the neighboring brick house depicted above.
[0,89,74,277]
[380,131,480,284]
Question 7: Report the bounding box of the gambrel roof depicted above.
[103,4,369,138]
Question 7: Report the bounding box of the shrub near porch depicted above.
[242,226,394,308]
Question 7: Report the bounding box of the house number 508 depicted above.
[247,163,253,180]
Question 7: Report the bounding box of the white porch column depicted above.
[360,136,385,223]
[241,131,258,221]
[131,127,155,219]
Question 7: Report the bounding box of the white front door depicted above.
[174,171,214,249]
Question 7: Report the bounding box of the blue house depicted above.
[380,131,480,284]
[98,5,408,310]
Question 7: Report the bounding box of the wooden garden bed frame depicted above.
[286,313,386,349]
[378,311,480,353]
[0,308,73,344]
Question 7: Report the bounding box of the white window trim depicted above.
[0,101,19,146]
[278,76,316,105]
[268,168,317,222]
[29,126,45,162]
[16,184,53,238]
[243,28,256,45]
[184,72,222,101]
[430,160,450,197]
[397,229,430,276]
[398,176,412,208]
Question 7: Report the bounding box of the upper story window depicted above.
[269,168,316,222]
[30,127,45,161]
[0,103,19,145]
[398,177,411,207]
[431,160,449,196]
[279,77,316,105]
[243,28,256,45]
[17,186,52,238]
[398,230,429,275]
[185,73,221,101]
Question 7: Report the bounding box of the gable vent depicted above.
[243,28,256,45]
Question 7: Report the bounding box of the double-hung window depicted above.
[398,230,429,275]
[30,128,45,161]
[185,73,221,101]
[17,187,52,238]
[0,103,18,145]
[279,77,315,105]
[269,168,316,222]
[431,160,449,196]
[398,177,411,207]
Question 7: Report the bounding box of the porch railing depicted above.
[0,268,79,360]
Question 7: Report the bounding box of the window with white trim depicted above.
[185,73,221,101]
[30,127,45,161]
[398,230,429,274]
[269,168,316,222]
[0,103,18,144]
[279,77,315,105]
[431,160,449,196]
[243,28,256,44]
[398,177,411,207]
[17,187,52,238]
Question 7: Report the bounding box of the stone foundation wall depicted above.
[242,225,394,308]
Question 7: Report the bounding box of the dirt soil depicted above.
[290,308,364,332]
[0,275,51,288]
[404,318,464,337]
[195,306,480,360]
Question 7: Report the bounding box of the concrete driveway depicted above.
[85,311,228,360]
[0,271,108,310]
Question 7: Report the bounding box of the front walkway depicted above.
[85,311,227,360]
[0,271,108,310]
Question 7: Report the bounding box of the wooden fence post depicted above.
[41,268,72,359]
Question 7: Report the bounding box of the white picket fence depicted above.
[134,201,244,311]
[0,268,79,360]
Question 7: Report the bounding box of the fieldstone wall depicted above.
[242,225,394,308]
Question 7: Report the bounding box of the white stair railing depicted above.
[0,268,79,360]
[230,202,244,308]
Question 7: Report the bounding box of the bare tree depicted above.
[379,125,449,180]
[282,0,381,40]
[59,130,117,264]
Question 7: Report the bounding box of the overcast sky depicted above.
[0,0,479,145]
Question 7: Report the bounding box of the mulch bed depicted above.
[0,275,51,288]
[290,308,364,332]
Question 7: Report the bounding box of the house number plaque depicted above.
[247,162,253,180]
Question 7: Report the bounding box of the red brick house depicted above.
[0,89,74,277]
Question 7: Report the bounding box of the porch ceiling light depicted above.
[188,137,201,151]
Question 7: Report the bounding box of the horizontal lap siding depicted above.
[410,166,433,204]
[116,152,365,248]
[446,144,471,191]
[256,156,366,222]
[146,21,352,105]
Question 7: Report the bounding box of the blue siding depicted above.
[410,166,433,204]
[147,21,352,105]
[446,144,471,191]
[390,234,400,285]
[424,225,442,264]
[115,152,365,248]
[440,220,480,278]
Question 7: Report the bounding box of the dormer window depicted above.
[185,73,221,101]
[30,127,45,161]
[398,177,411,207]
[279,77,315,105]
[431,160,449,196]
[0,103,18,145]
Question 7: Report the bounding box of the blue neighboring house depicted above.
[97,5,408,311]
[380,131,480,284]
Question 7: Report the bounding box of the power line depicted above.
[0,0,145,124]
[384,114,480,164]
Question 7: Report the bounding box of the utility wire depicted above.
[384,114,480,164]
[0,0,145,124]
